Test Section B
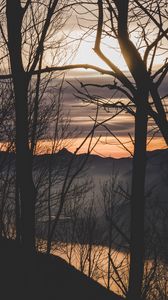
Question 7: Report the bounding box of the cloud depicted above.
[62,73,168,130]
[47,74,168,141]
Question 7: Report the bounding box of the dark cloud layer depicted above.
[59,74,168,139]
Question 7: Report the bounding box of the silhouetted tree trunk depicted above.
[6,1,36,253]
[128,103,148,300]
[15,178,21,243]
[113,1,149,298]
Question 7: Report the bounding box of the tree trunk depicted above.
[15,177,21,243]
[113,2,149,298]
[128,104,148,300]
[6,1,36,253]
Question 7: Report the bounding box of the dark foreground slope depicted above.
[0,238,123,300]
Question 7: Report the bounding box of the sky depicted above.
[44,2,167,158]
[35,73,167,158]
[1,1,167,158]
[39,5,168,158]
[59,74,167,158]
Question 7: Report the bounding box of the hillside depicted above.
[0,238,123,300]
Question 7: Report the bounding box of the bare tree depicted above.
[0,0,70,252]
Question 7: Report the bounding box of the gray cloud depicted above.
[49,73,168,139]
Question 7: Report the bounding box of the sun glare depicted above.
[45,29,166,74]
[71,36,128,71]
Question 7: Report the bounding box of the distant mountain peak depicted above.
[58,147,73,157]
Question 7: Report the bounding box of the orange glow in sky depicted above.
[24,137,167,158]
[0,136,167,158]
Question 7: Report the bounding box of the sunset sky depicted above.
[43,61,167,158]
[1,1,167,158]
[55,46,167,157]
[45,3,167,158]
[36,71,167,158]
[60,73,167,158]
